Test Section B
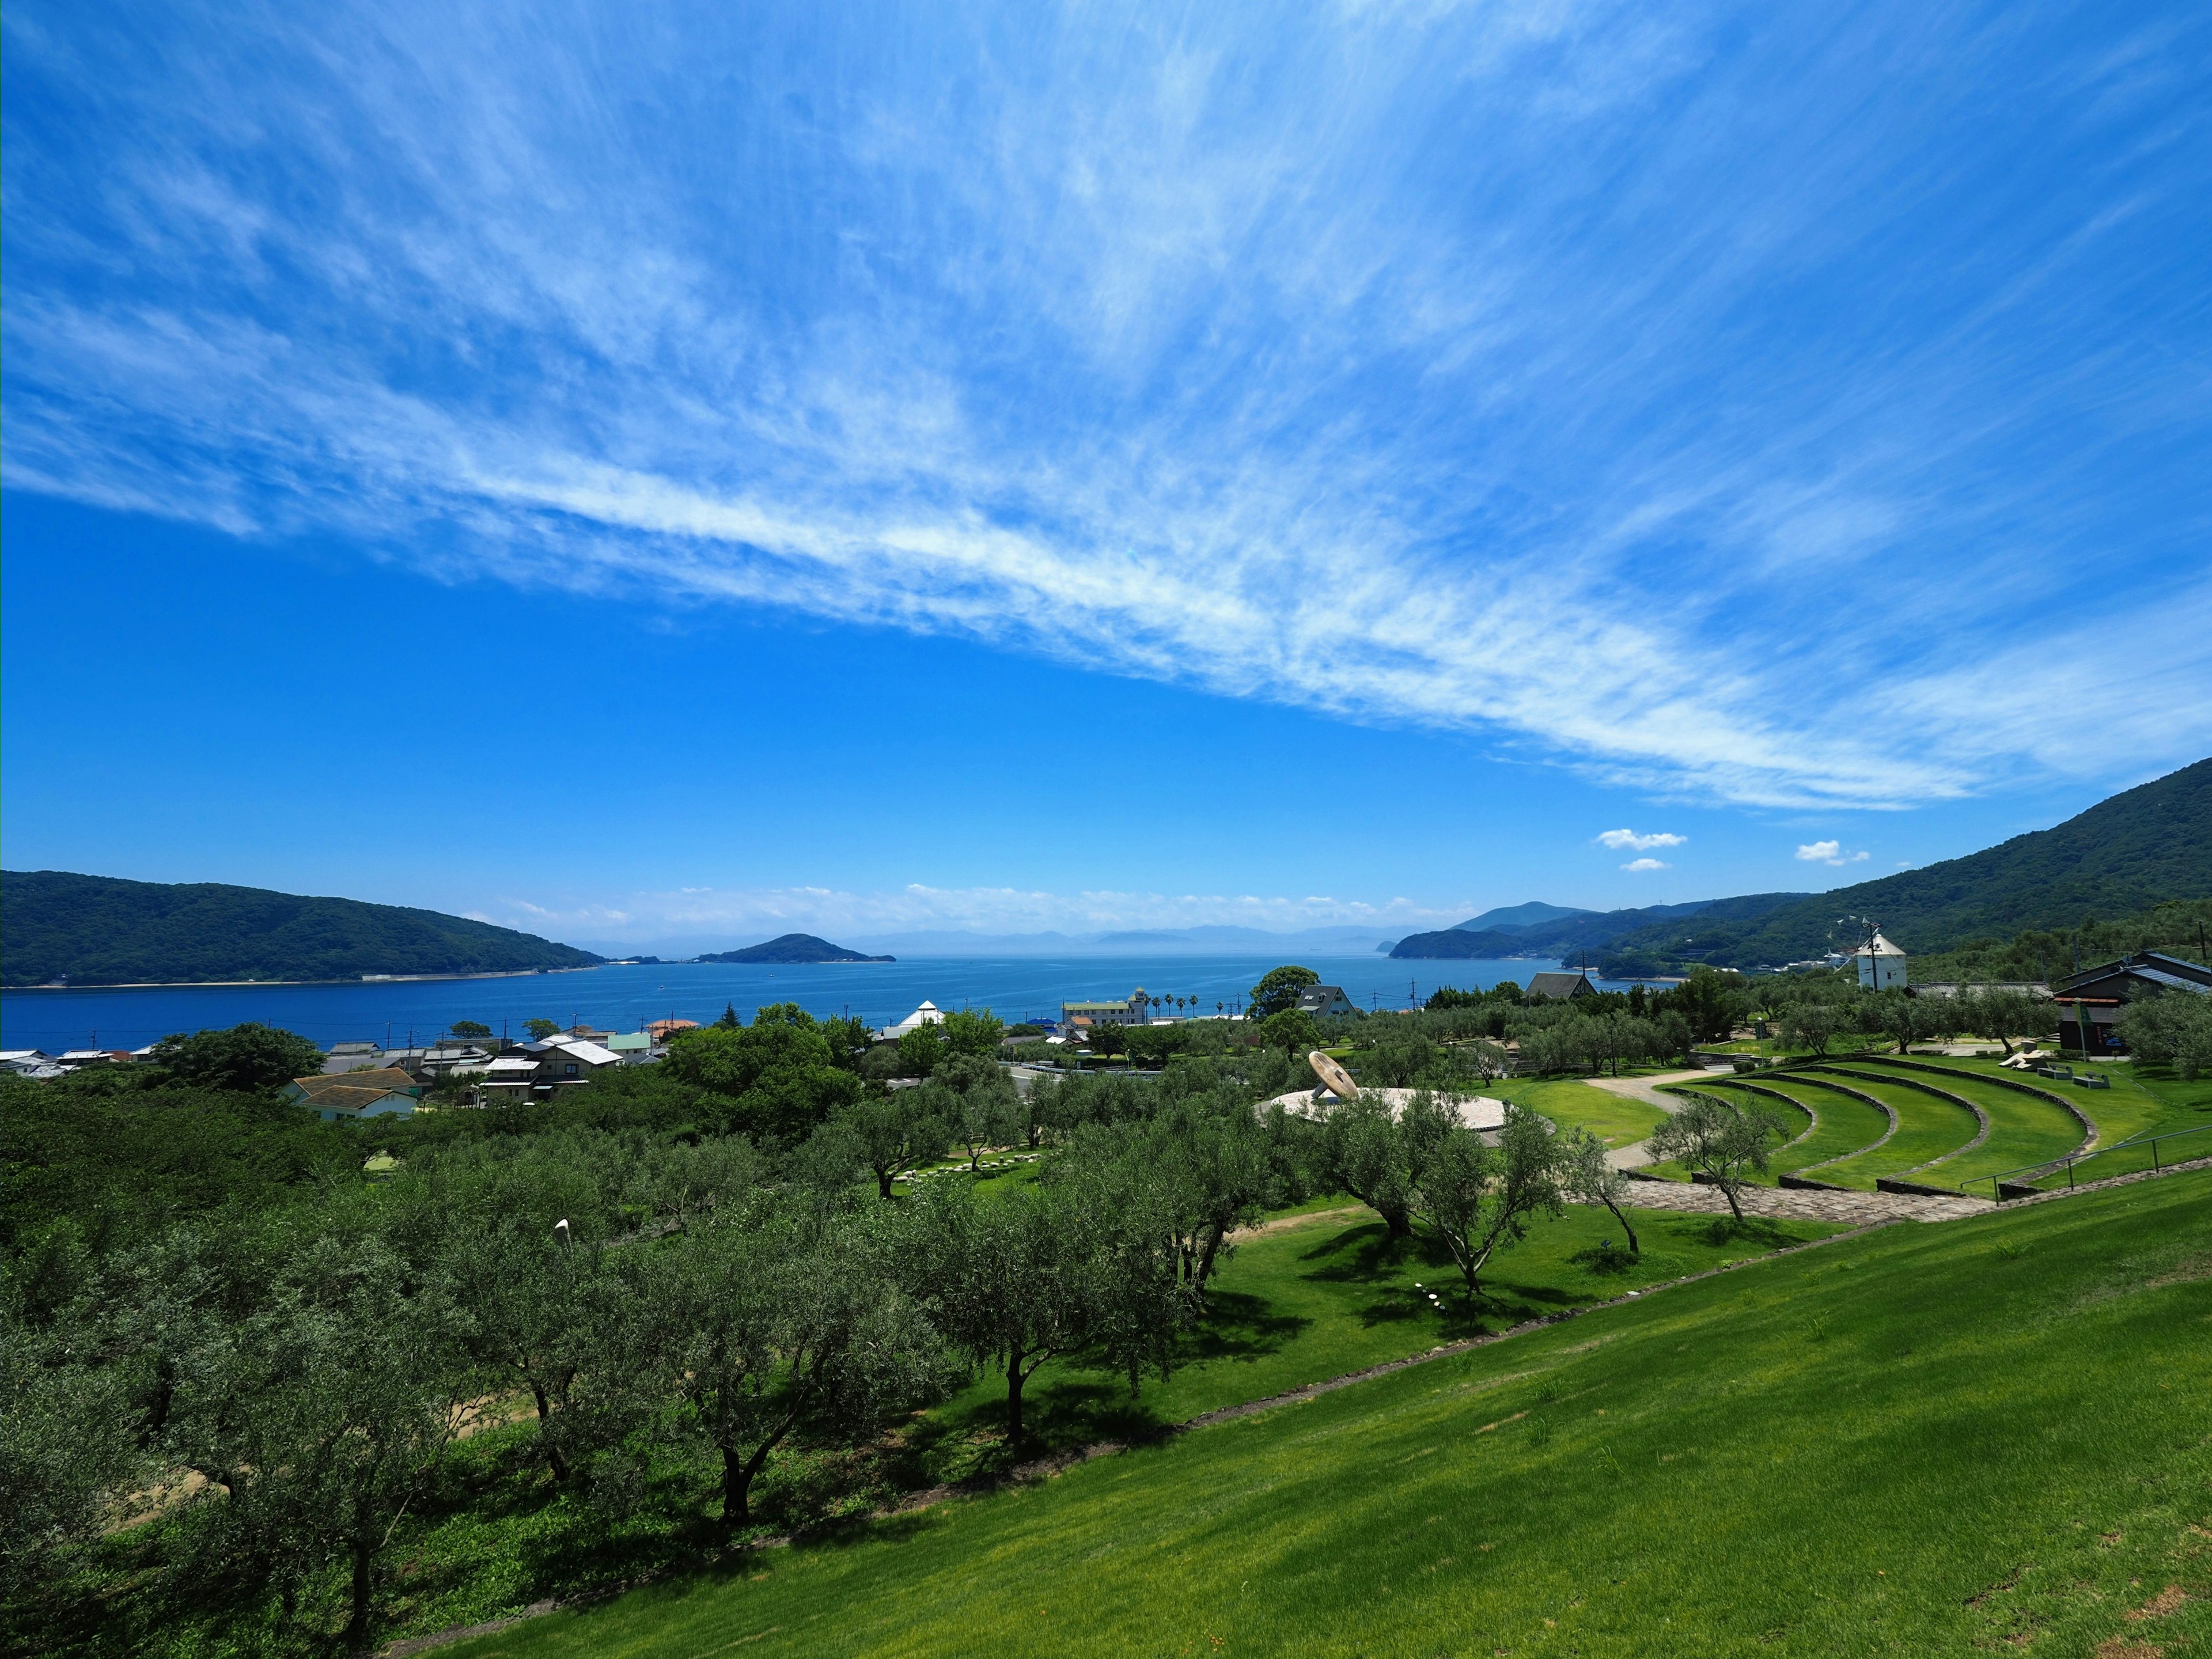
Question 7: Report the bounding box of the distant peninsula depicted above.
[697,933,895,964]
[1,870,605,986]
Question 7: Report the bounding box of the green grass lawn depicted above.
[1797,1071,1978,1187]
[901,1203,1839,1484]
[1499,1077,1671,1148]
[450,1169,2212,1659]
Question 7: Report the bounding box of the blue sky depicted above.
[3,2,2207,950]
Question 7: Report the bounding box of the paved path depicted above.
[1583,1069,1713,1169]
[1616,1176,1990,1224]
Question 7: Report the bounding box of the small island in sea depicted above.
[696,933,895,964]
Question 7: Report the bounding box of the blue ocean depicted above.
[0,955,1629,1053]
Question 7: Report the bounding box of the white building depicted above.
[877,1001,948,1041]
[1853,930,1908,991]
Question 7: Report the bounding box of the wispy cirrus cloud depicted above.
[3,1,2207,810]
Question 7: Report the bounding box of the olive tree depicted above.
[1402,1096,1566,1294]
[1320,1096,1415,1237]
[914,1171,1188,1445]
[1646,1094,1785,1223]
[1556,1126,1639,1256]
[156,1235,478,1646]
[837,1089,952,1198]
[629,1199,944,1537]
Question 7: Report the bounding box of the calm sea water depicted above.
[0,954,1641,1052]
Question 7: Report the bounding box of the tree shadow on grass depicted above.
[1187,1289,1311,1363]
[1300,1221,1443,1283]
[1567,1240,1641,1276]
[1665,1214,1804,1252]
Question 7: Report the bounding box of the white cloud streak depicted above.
[3,2,2207,809]
[1795,840,1870,866]
[1619,857,1670,871]
[487,882,1468,946]
[1597,829,1687,851]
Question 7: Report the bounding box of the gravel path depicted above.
[1618,1176,1989,1224]
[1584,1069,1710,1169]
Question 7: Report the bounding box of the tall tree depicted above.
[1403,1097,1566,1294]
[1646,1094,1784,1223]
[1248,965,1321,1020]
[1556,1126,1639,1256]
[631,1202,942,1537]
[150,1024,324,1094]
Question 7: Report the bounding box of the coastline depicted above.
[5,964,607,992]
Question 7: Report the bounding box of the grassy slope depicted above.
[454,1169,2212,1659]
[1498,1077,1671,1148]
[907,1204,1835,1476]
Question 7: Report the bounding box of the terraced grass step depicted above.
[1792,1069,1979,1188]
[1843,1057,2090,1193]
[1692,1077,1887,1177]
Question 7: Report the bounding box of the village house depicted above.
[2050,950,2211,1054]
[1525,969,1598,1001]
[1295,984,1359,1018]
[280,1067,423,1122]
[877,1001,948,1041]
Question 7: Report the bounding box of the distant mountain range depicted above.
[1392,894,1806,961]
[1,871,604,987]
[1452,901,1600,934]
[1592,757,2212,972]
[1393,757,2212,972]
[696,934,895,964]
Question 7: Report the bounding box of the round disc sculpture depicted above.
[1307,1049,1359,1103]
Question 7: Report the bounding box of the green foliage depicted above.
[1911,896,2212,986]
[1247,964,1320,1019]
[1256,1007,1320,1055]
[911,1166,1192,1442]
[658,1007,863,1142]
[150,1022,326,1094]
[449,1021,493,1039]
[627,1198,947,1535]
[525,1018,562,1040]
[1403,1096,1566,1293]
[2118,988,2212,1079]
[1084,1023,1129,1059]
[1,869,603,986]
[0,1070,354,1262]
[935,1008,1006,1059]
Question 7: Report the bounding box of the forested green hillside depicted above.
[1601,757,2212,971]
[0,871,604,986]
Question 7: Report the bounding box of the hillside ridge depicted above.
[696,933,895,964]
[1,870,604,987]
